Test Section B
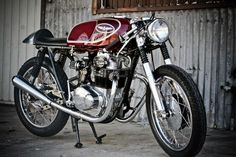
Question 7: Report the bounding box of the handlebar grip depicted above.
[105,38,121,51]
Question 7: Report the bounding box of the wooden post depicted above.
[92,0,97,15]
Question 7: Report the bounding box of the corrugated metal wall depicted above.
[0,0,41,104]
[44,0,236,129]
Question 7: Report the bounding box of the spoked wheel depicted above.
[14,57,69,137]
[146,65,206,157]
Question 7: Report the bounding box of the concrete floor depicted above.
[0,105,236,157]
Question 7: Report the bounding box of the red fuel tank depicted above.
[67,17,130,50]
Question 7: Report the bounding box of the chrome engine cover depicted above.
[72,85,105,111]
[72,84,123,117]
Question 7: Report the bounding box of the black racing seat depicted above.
[35,37,68,47]
[23,29,68,47]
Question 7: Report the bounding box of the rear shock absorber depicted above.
[57,50,68,67]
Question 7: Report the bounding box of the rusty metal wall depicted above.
[44,0,236,129]
[0,0,41,104]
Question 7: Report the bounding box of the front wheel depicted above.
[146,65,206,157]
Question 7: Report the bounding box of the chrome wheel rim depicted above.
[19,66,61,128]
[151,76,192,151]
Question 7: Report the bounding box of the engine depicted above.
[72,85,105,110]
[69,51,131,116]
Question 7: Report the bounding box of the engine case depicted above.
[72,85,105,111]
[94,68,129,89]
[71,52,130,116]
[93,52,131,89]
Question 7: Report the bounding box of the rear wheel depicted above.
[146,65,206,157]
[14,57,69,137]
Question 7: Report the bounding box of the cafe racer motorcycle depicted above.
[12,13,206,157]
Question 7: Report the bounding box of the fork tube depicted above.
[136,35,165,115]
[139,48,165,113]
[160,43,172,65]
[142,62,165,113]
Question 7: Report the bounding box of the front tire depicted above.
[14,57,69,137]
[146,65,206,157]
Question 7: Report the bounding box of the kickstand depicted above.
[88,122,106,144]
[71,117,76,132]
[72,117,83,148]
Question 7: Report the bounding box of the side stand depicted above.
[71,117,83,148]
[88,122,106,144]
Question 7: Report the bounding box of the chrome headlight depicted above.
[147,19,170,43]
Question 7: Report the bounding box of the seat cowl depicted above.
[23,29,54,44]
[23,29,68,47]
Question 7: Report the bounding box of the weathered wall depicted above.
[44,0,236,129]
[0,0,41,104]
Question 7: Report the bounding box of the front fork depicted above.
[136,36,171,117]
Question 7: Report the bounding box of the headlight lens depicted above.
[147,19,169,43]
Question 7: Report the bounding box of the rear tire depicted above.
[146,65,206,157]
[14,57,69,137]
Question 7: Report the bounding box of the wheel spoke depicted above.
[171,130,178,145]
[178,110,191,128]
[178,129,191,140]
[152,76,193,151]
[38,111,51,125]
[19,66,60,128]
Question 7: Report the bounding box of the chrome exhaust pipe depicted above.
[12,76,117,123]
[12,76,52,104]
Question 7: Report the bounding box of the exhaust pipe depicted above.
[12,75,117,123]
[12,76,52,104]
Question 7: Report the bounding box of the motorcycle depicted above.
[12,13,206,157]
